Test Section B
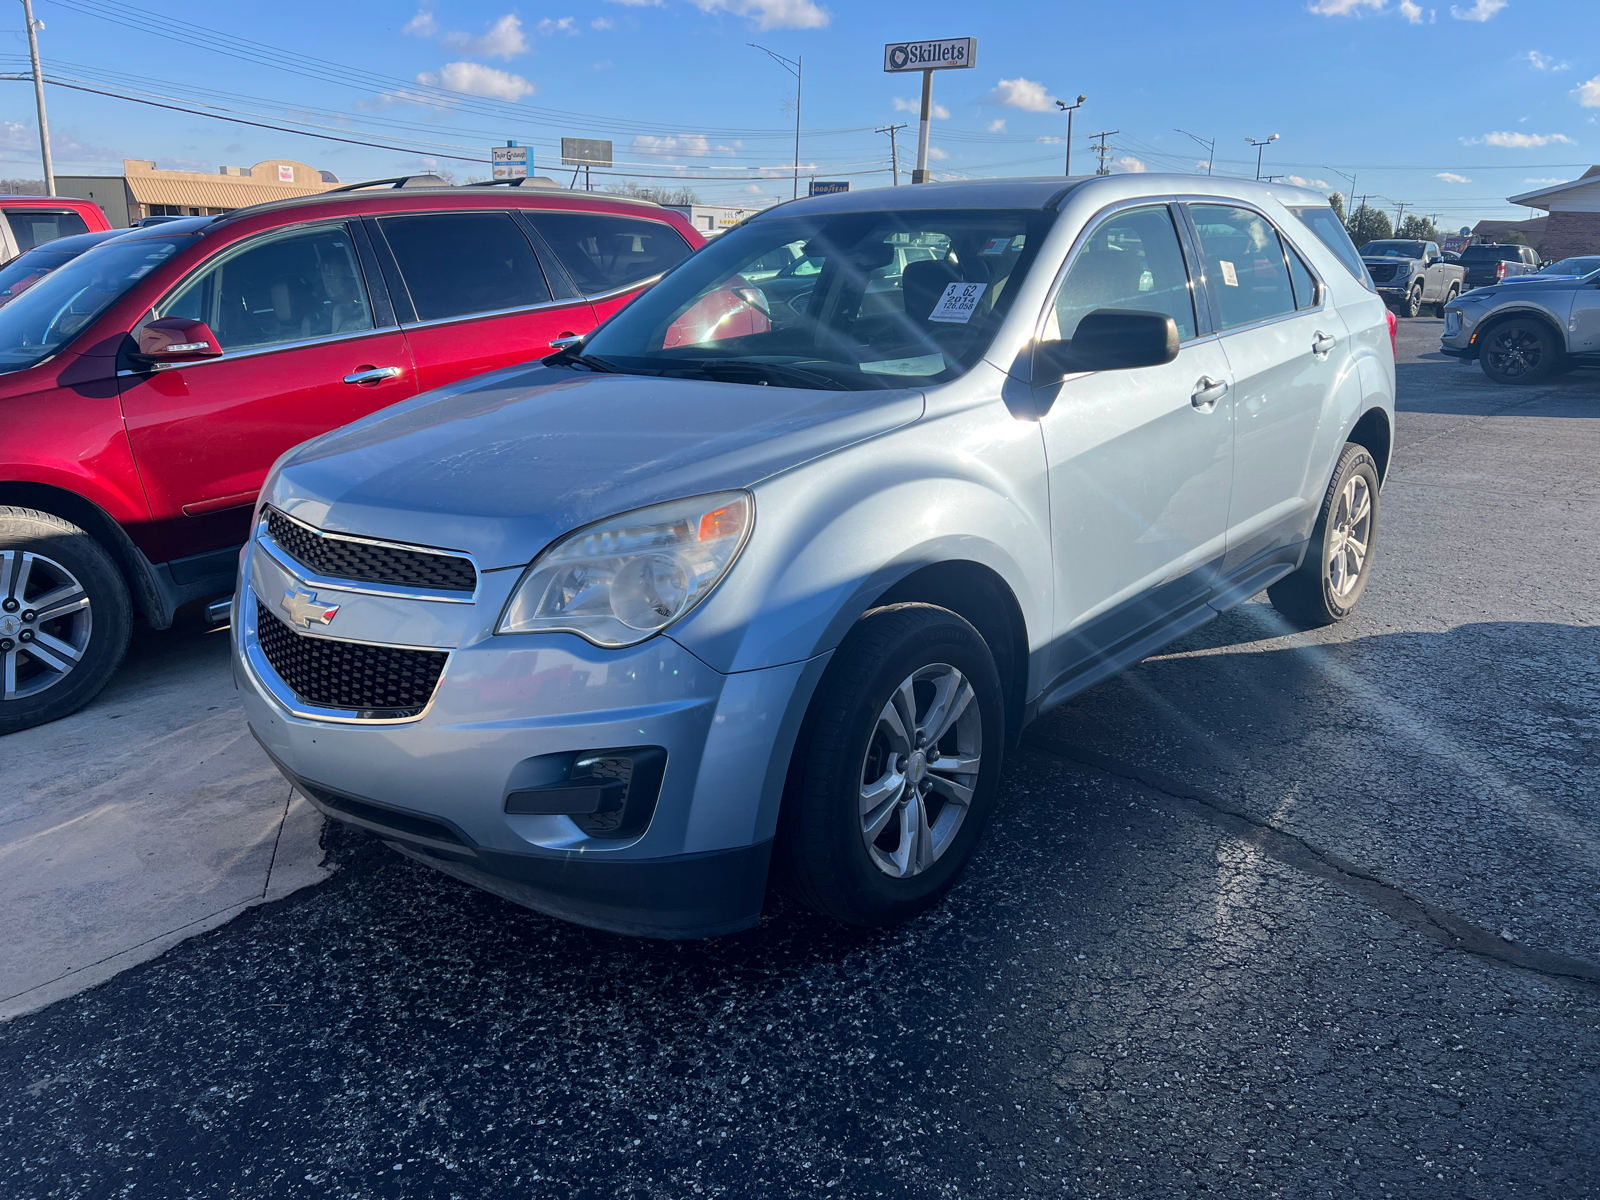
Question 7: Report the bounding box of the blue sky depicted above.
[3,0,1597,225]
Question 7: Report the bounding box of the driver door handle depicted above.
[1312,332,1337,357]
[1191,376,1229,408]
[343,366,404,386]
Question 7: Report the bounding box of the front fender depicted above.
[668,391,1052,683]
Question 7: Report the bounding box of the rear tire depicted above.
[1433,283,1458,318]
[1267,444,1380,629]
[774,603,1004,928]
[1479,318,1561,385]
[0,507,132,736]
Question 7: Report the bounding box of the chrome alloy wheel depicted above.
[858,663,982,879]
[0,550,93,701]
[1326,474,1372,601]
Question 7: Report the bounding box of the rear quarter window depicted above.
[4,209,91,253]
[1287,207,1370,289]
[528,213,692,295]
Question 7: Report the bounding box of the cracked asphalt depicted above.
[2,318,1596,1199]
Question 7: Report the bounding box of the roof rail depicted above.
[324,174,453,194]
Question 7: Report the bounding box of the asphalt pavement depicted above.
[1,317,1596,1199]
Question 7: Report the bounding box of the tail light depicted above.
[1495,261,1507,280]
[1386,308,1397,358]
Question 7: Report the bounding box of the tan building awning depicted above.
[124,176,332,210]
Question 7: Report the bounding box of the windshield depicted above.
[568,208,1054,390]
[0,235,190,374]
[1539,256,1600,275]
[1360,241,1426,258]
[0,249,76,307]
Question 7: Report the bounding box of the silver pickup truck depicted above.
[1360,239,1467,318]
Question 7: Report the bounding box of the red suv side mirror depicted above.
[136,317,222,362]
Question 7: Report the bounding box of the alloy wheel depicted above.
[858,662,982,879]
[1484,327,1544,380]
[1406,284,1423,318]
[1,550,93,702]
[1326,475,1372,601]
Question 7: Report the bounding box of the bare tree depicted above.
[605,181,701,205]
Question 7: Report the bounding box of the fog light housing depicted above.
[504,746,667,839]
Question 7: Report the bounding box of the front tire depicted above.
[1267,444,1380,629]
[1402,282,1424,318]
[1479,318,1561,384]
[774,603,1004,928]
[0,507,132,736]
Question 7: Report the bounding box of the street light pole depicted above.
[20,0,54,195]
[749,43,802,200]
[1055,95,1086,176]
[1175,128,1215,175]
[1246,134,1279,181]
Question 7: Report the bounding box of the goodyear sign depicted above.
[809,181,850,196]
[883,38,977,73]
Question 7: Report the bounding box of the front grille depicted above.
[255,599,447,718]
[265,507,477,593]
[1366,263,1397,283]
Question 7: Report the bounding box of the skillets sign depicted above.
[883,38,977,73]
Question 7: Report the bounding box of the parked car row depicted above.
[0,182,700,734]
[231,176,1395,936]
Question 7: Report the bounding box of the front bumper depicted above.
[234,535,824,938]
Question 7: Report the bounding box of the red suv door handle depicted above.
[343,365,404,386]
[549,332,581,350]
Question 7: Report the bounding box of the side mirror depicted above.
[136,317,222,363]
[1037,309,1180,378]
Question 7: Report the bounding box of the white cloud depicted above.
[631,133,739,157]
[1576,76,1600,107]
[535,16,578,35]
[1113,156,1146,174]
[1035,135,1063,145]
[893,97,949,119]
[1464,130,1575,147]
[1522,176,1566,185]
[402,10,438,36]
[415,62,535,101]
[606,0,662,5]
[689,0,829,29]
[591,16,615,29]
[1522,50,1569,70]
[987,77,1056,112]
[0,121,33,151]
[927,146,948,161]
[1308,0,1383,14]
[987,119,1006,133]
[1398,0,1424,21]
[1436,171,1471,182]
[744,184,764,194]
[442,13,529,57]
[1450,0,1506,19]
[1287,174,1333,188]
[592,58,613,70]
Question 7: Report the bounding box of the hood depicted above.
[265,362,924,569]
[1361,255,1420,264]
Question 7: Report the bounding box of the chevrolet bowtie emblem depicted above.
[280,586,340,630]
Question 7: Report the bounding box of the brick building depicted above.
[1506,167,1600,261]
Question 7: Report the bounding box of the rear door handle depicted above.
[1312,332,1337,357]
[343,366,404,386]
[1191,376,1229,408]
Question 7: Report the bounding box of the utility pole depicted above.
[750,43,802,200]
[1175,127,1215,175]
[875,122,907,186]
[1086,130,1119,176]
[1055,94,1086,176]
[21,0,54,195]
[1393,200,1408,230]
[1246,133,1279,181]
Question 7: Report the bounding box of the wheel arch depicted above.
[1474,306,1568,356]
[1346,407,1393,484]
[0,481,168,628]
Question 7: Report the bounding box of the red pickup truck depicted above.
[0,193,112,264]
[0,183,700,733]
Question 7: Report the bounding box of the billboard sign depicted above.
[491,145,528,180]
[561,138,615,167]
[808,180,850,196]
[883,38,976,73]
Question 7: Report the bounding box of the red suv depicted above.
[0,182,701,733]
[0,194,112,263]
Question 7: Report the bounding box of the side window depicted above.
[156,223,374,352]
[1284,240,1319,310]
[379,212,550,322]
[1044,204,1196,342]
[1426,242,1440,261]
[527,213,693,295]
[1187,204,1296,331]
[4,209,91,253]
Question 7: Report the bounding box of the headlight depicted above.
[498,491,752,647]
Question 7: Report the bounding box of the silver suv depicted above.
[1441,264,1600,383]
[233,177,1395,937]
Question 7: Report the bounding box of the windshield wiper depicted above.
[545,344,625,374]
[664,359,840,390]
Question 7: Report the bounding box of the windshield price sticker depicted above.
[928,282,986,323]
[1219,260,1239,287]
[979,237,1011,255]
